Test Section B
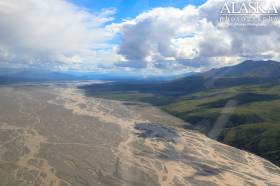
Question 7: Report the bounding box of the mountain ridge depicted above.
[200,60,280,78]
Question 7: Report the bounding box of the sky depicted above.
[69,0,207,21]
[0,0,280,75]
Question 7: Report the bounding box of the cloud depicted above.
[1,0,280,73]
[113,0,280,72]
[0,0,121,70]
[116,60,148,68]
[112,6,199,62]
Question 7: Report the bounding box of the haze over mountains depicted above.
[1,60,279,84]
[80,60,280,96]
[0,69,185,84]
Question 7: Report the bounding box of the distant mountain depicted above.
[81,60,280,97]
[68,71,189,82]
[167,60,280,91]
[202,60,280,78]
[0,69,78,84]
[10,70,76,80]
[0,68,185,84]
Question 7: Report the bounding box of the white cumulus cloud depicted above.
[0,0,121,70]
[1,0,280,73]
[112,0,280,72]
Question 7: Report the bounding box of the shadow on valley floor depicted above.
[134,123,179,143]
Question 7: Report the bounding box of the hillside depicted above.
[80,60,280,166]
[163,84,280,165]
[202,60,280,78]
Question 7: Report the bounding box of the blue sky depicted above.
[69,0,207,21]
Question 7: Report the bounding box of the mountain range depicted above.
[0,69,186,84]
[82,60,280,94]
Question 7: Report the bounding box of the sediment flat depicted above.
[0,85,279,186]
